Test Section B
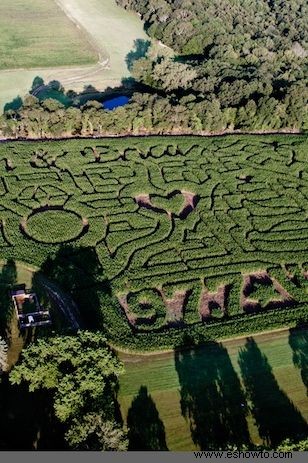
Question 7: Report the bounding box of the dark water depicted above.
[103,95,130,110]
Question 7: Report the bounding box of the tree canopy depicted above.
[10,331,127,450]
[0,0,306,137]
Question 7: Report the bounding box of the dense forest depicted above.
[0,0,307,138]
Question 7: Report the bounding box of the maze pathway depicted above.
[0,137,307,338]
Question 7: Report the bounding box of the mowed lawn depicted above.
[0,0,148,112]
[119,329,308,450]
[0,0,97,70]
[57,0,148,75]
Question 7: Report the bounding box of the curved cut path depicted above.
[37,274,81,331]
[0,0,148,111]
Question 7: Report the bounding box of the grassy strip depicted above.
[118,327,308,450]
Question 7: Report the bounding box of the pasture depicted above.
[0,0,148,112]
[57,0,148,73]
[119,328,308,450]
[0,0,97,70]
[0,135,307,349]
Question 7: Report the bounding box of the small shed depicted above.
[10,285,52,329]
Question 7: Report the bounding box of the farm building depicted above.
[10,285,51,329]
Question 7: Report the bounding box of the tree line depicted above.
[0,86,306,139]
[1,332,128,450]
[116,0,307,130]
[0,0,307,138]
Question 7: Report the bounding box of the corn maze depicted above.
[0,136,307,348]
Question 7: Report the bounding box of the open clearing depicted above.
[0,0,97,70]
[0,136,307,350]
[0,259,80,369]
[0,0,148,111]
[119,328,308,450]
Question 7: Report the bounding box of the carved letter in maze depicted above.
[0,138,307,335]
[241,271,295,314]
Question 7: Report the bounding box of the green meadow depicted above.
[119,329,308,450]
[0,0,148,112]
[0,0,97,70]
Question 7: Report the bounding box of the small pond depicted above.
[103,95,130,110]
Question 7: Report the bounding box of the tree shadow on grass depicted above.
[0,261,65,450]
[38,245,111,330]
[127,386,168,450]
[14,76,134,110]
[238,338,308,447]
[2,36,152,114]
[30,272,70,334]
[3,96,23,113]
[289,327,308,395]
[0,373,66,450]
[175,342,250,450]
[126,39,151,71]
[0,260,17,335]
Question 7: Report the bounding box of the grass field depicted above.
[119,328,308,450]
[0,261,39,369]
[0,0,148,112]
[57,0,148,72]
[0,259,76,370]
[0,0,98,70]
[0,135,307,349]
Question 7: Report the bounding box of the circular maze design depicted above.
[21,207,87,244]
[0,137,307,342]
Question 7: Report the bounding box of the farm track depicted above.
[1,259,81,339]
[0,0,147,111]
[37,274,82,330]
[54,0,108,64]
[0,130,304,144]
